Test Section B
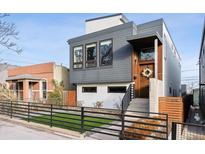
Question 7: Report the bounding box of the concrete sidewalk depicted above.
[0,120,72,140]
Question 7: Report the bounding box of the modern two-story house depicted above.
[0,63,17,85]
[67,14,181,112]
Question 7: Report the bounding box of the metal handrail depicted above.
[121,84,132,112]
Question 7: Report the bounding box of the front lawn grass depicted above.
[27,113,112,132]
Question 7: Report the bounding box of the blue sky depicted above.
[0,13,204,86]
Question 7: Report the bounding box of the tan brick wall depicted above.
[8,62,54,90]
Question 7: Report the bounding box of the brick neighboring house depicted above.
[6,62,69,102]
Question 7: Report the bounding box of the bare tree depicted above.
[0,13,22,54]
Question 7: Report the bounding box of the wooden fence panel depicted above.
[159,97,184,123]
[66,90,77,107]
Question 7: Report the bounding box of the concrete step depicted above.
[127,98,149,113]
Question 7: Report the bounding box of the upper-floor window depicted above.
[140,47,155,61]
[73,46,83,69]
[85,43,97,68]
[100,39,113,66]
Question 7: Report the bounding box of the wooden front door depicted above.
[137,63,154,98]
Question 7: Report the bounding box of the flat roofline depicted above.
[85,13,129,23]
[67,21,134,44]
[127,32,163,44]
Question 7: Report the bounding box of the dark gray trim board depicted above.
[127,32,163,44]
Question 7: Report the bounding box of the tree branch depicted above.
[0,13,22,54]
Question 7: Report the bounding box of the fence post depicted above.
[28,102,30,122]
[166,114,169,140]
[10,101,12,119]
[171,122,177,140]
[120,110,125,140]
[81,107,84,134]
[50,104,53,127]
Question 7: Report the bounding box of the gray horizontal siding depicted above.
[68,19,164,86]
[69,23,135,85]
[137,19,163,37]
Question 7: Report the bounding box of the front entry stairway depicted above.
[125,98,149,123]
[127,98,149,113]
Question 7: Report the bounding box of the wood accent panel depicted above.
[132,44,163,97]
[132,49,139,95]
[67,90,77,107]
[158,44,163,80]
[159,97,184,123]
[139,63,154,98]
[132,50,142,97]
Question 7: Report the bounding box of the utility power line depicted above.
[182,69,199,72]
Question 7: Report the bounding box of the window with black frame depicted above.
[140,47,155,61]
[73,46,83,69]
[108,86,127,93]
[85,43,97,68]
[82,87,97,93]
[100,39,113,66]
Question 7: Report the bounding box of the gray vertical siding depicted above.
[68,22,135,85]
[199,21,205,118]
[200,36,205,84]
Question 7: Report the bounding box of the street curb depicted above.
[0,115,86,140]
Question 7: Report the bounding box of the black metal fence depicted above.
[172,122,205,140]
[0,100,168,140]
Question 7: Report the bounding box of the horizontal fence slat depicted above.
[124,125,167,134]
[124,119,167,128]
[84,128,119,137]
[83,119,121,127]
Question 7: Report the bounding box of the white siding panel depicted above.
[77,83,130,109]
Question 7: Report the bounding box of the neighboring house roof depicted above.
[0,63,17,71]
[6,74,42,81]
[0,63,17,83]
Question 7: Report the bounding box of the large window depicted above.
[140,47,155,61]
[85,43,97,68]
[73,46,83,69]
[100,39,113,66]
[82,87,97,93]
[108,86,127,93]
